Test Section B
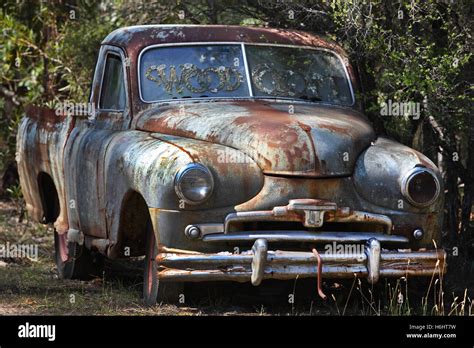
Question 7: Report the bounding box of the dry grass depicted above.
[0,199,472,316]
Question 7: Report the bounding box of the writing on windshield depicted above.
[140,45,248,100]
[139,44,353,105]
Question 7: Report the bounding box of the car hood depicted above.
[134,100,375,177]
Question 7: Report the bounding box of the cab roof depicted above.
[102,25,345,57]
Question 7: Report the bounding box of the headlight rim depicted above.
[401,166,440,207]
[174,163,214,205]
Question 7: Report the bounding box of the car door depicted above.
[64,45,131,239]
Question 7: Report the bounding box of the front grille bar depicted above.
[225,199,393,233]
[201,231,408,244]
[185,199,394,241]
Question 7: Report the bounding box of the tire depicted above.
[54,230,102,280]
[143,220,183,306]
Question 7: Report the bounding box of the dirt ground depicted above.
[0,199,472,316]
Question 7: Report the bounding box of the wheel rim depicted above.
[58,233,69,263]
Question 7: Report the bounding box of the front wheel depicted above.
[54,231,102,279]
[143,221,182,306]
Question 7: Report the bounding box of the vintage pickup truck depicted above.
[17,25,445,305]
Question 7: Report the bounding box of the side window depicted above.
[100,54,126,110]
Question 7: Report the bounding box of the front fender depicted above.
[104,131,263,248]
[353,137,444,213]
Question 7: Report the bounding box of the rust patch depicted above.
[134,100,374,177]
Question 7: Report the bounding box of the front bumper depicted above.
[157,239,445,284]
[156,199,446,284]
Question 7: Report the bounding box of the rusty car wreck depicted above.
[16,25,446,305]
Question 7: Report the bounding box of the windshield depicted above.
[139,44,353,105]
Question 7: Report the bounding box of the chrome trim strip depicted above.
[202,231,408,244]
[240,42,253,96]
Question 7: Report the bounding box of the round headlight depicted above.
[401,167,440,207]
[174,163,214,205]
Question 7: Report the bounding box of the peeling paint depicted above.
[17,25,445,288]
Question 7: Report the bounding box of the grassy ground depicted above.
[0,199,472,316]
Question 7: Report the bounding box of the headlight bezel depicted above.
[401,167,440,207]
[174,163,214,205]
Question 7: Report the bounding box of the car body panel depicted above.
[17,25,445,284]
[134,100,375,177]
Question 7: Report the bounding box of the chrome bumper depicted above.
[159,199,445,284]
[157,238,446,284]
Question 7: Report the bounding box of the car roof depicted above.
[102,25,346,57]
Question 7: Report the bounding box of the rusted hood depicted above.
[135,100,375,177]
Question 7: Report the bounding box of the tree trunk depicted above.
[459,111,474,274]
